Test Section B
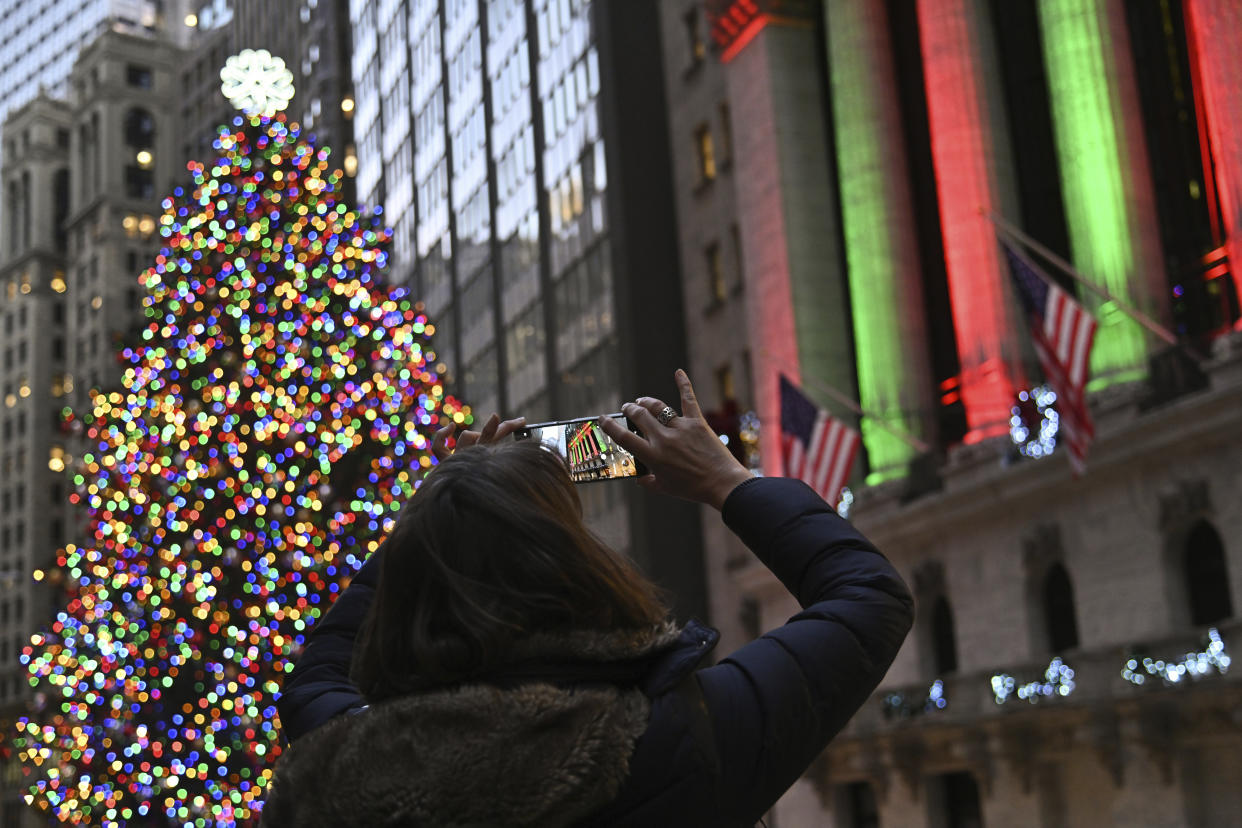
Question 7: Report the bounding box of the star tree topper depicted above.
[220,48,295,117]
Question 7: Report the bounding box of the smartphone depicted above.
[514,414,646,483]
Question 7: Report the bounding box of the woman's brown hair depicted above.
[350,439,669,701]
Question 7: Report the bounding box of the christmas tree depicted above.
[15,113,470,826]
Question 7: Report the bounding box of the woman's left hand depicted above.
[431,413,526,461]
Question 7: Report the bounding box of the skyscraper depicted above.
[0,0,191,227]
[348,0,707,615]
[0,18,184,822]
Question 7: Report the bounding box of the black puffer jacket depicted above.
[266,477,914,827]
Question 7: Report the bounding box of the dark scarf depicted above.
[262,622,681,827]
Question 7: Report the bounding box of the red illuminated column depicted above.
[918,0,1024,443]
[709,2,858,479]
[1184,0,1242,329]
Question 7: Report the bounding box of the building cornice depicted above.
[704,0,817,63]
[847,337,1242,552]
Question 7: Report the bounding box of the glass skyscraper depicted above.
[349,0,707,614]
[353,0,607,423]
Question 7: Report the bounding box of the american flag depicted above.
[779,374,859,507]
[1002,240,1097,474]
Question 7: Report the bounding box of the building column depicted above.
[918,0,1025,444]
[1184,0,1242,331]
[708,1,856,480]
[1036,0,1169,387]
[826,0,935,483]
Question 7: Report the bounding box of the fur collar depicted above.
[505,620,680,664]
[263,623,681,827]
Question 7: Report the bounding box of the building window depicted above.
[125,166,156,200]
[839,781,879,828]
[684,8,705,67]
[125,108,156,150]
[725,223,745,288]
[716,363,735,404]
[694,125,716,184]
[931,595,958,674]
[718,102,732,164]
[933,772,984,828]
[1042,562,1080,652]
[19,170,31,250]
[705,242,725,303]
[54,168,70,248]
[1185,520,1233,626]
[127,64,153,88]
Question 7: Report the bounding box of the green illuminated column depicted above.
[826,0,933,483]
[1038,0,1169,389]
[716,11,857,480]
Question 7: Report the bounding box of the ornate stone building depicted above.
[777,339,1242,826]
[665,1,1242,824]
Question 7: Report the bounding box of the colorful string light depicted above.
[16,113,470,827]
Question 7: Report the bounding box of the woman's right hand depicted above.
[600,369,753,510]
[431,413,526,462]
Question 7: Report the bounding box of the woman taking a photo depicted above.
[266,370,913,827]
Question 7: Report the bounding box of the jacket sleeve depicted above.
[695,477,914,824]
[276,547,383,743]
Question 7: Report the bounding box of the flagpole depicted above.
[985,211,1180,349]
[759,348,931,454]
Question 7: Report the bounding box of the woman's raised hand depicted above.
[432,412,526,462]
[600,369,753,510]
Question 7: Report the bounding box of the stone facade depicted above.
[656,0,758,659]
[733,340,1242,827]
[682,3,1242,826]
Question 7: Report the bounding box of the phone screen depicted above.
[515,414,644,483]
